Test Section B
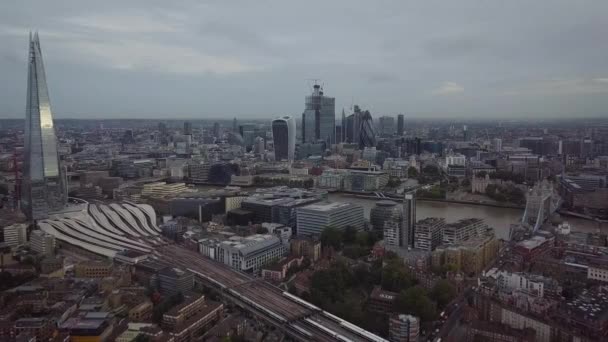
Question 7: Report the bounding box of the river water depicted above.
[328,193,608,240]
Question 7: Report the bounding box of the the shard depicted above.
[22,32,66,220]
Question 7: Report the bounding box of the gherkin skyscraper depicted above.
[22,32,66,220]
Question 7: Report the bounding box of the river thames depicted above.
[328,193,608,240]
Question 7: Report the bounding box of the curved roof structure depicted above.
[38,202,161,258]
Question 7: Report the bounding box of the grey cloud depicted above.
[0,0,607,119]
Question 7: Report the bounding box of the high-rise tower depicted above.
[22,33,66,220]
[272,115,296,161]
[397,114,404,136]
[302,84,335,145]
[403,191,416,248]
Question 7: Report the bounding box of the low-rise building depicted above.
[75,261,112,278]
[261,256,302,282]
[290,236,321,262]
[368,286,397,315]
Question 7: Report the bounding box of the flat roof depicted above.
[299,201,359,212]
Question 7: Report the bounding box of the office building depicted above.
[359,110,376,149]
[272,115,296,161]
[370,200,402,232]
[389,314,420,342]
[216,234,286,271]
[30,229,55,255]
[158,267,194,295]
[397,114,405,136]
[213,122,221,138]
[302,84,335,145]
[22,33,67,220]
[378,116,395,136]
[341,109,347,143]
[403,192,416,248]
[2,223,27,247]
[183,121,192,135]
[296,202,364,236]
[414,218,445,251]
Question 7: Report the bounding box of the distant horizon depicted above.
[1,2,607,120]
[1,114,607,122]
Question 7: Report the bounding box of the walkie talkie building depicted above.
[22,33,66,220]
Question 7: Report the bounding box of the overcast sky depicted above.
[1,0,607,119]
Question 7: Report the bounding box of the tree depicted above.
[408,167,419,178]
[310,261,353,305]
[134,335,150,342]
[381,259,413,292]
[343,226,358,244]
[343,245,366,259]
[430,280,457,309]
[256,226,269,234]
[321,226,342,250]
[395,286,437,322]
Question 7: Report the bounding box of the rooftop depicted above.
[299,201,359,212]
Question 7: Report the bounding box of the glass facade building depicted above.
[302,84,335,146]
[22,33,66,220]
[272,115,296,161]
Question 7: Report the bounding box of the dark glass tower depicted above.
[359,110,376,149]
[22,33,66,220]
[397,114,404,136]
[272,115,296,161]
[302,84,335,145]
[403,192,416,248]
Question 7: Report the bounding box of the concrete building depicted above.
[2,223,27,248]
[389,314,420,342]
[75,261,112,278]
[29,229,55,255]
[443,218,488,245]
[296,202,365,236]
[414,218,445,251]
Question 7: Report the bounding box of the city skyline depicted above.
[1,1,607,119]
